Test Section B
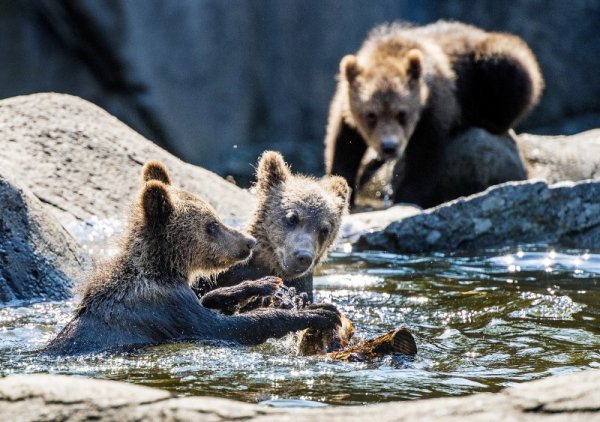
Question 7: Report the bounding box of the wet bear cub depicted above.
[43,161,341,356]
[195,153,418,360]
[196,151,350,303]
[325,21,544,208]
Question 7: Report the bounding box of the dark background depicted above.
[1,0,599,185]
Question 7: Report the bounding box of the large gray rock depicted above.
[0,174,85,303]
[0,369,598,421]
[438,128,528,200]
[0,1,598,178]
[435,129,600,204]
[357,179,600,253]
[0,93,254,233]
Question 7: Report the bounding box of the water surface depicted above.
[1,246,598,406]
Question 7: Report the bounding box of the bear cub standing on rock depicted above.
[196,151,350,303]
[43,161,341,356]
[325,21,543,208]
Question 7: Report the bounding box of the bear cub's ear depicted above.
[256,151,290,194]
[323,176,351,210]
[405,49,423,81]
[341,55,361,83]
[141,181,173,225]
[142,160,172,185]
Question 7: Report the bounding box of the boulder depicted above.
[0,369,598,421]
[437,128,528,202]
[357,179,600,253]
[520,129,600,182]
[0,93,255,234]
[0,174,86,303]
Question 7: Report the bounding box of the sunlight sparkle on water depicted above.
[2,248,600,406]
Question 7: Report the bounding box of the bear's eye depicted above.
[396,111,407,125]
[319,226,330,240]
[365,112,377,129]
[285,212,299,227]
[205,221,219,236]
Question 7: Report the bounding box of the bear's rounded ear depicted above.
[140,181,173,225]
[323,176,351,210]
[256,151,290,194]
[142,160,172,185]
[341,55,361,83]
[406,49,423,80]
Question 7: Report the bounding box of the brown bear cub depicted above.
[43,161,341,356]
[196,151,350,303]
[195,152,417,359]
[325,21,544,208]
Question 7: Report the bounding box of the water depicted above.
[0,246,599,406]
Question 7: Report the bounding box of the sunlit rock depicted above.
[358,179,600,252]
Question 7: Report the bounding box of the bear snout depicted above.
[380,137,399,158]
[245,236,257,250]
[289,249,314,274]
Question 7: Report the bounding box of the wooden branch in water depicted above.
[297,316,418,362]
[327,328,417,362]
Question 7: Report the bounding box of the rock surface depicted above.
[0,93,254,233]
[0,370,598,421]
[521,129,600,182]
[358,179,600,253]
[1,1,599,178]
[437,128,528,202]
[340,205,421,243]
[0,174,85,303]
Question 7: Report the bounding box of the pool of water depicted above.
[1,246,599,406]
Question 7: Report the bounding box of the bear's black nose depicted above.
[294,250,313,267]
[381,139,398,157]
[245,236,257,250]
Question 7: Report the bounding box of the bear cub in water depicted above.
[196,152,417,359]
[43,161,341,355]
[196,151,350,302]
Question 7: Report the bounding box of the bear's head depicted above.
[129,161,256,279]
[250,151,350,279]
[341,48,429,160]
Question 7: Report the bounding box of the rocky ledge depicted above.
[0,370,598,421]
[358,179,600,253]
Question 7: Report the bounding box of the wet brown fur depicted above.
[325,20,543,208]
[43,161,342,355]
[250,151,350,279]
[195,152,349,302]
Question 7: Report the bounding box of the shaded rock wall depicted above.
[1,1,599,180]
[0,174,85,303]
[1,370,598,421]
